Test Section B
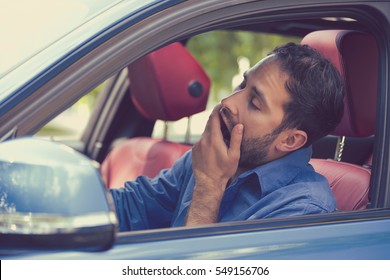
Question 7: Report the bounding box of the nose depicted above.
[221,90,242,116]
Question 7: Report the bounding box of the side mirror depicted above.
[0,138,117,251]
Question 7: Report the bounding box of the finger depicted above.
[204,104,223,140]
[203,105,219,130]
[228,123,243,159]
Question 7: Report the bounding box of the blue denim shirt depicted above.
[110,146,336,231]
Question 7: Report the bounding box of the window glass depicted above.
[35,85,102,140]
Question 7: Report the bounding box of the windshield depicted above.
[0,0,122,78]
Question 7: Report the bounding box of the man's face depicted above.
[219,56,291,169]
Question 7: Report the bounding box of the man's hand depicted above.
[185,104,243,226]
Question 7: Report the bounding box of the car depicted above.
[1,0,390,260]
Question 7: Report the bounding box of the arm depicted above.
[185,105,243,226]
[110,151,192,231]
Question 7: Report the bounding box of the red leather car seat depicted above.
[302,30,378,210]
[101,42,210,188]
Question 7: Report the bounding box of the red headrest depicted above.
[302,30,378,137]
[127,43,210,121]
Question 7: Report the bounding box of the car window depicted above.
[0,0,124,78]
[152,30,299,144]
[35,84,103,141]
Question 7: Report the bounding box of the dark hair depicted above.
[270,42,344,147]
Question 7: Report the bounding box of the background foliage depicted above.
[38,31,299,139]
[187,31,299,105]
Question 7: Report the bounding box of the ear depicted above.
[276,129,307,152]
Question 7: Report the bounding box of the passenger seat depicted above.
[101,43,210,188]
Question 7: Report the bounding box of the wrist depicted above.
[194,171,229,193]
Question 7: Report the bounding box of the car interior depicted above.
[39,16,379,215]
[98,29,377,213]
[100,42,210,188]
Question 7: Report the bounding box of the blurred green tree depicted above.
[187,31,299,105]
[38,31,299,139]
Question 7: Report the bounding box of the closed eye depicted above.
[251,86,269,112]
[249,93,261,110]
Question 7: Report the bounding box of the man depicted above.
[110,43,344,231]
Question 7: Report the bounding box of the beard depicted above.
[219,106,281,170]
[238,131,279,170]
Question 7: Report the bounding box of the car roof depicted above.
[0,0,162,100]
[0,0,124,76]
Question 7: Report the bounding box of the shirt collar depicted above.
[237,146,313,196]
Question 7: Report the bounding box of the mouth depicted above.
[219,110,232,147]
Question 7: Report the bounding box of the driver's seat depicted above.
[303,30,378,211]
